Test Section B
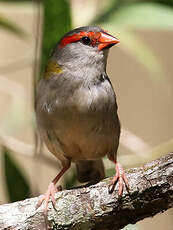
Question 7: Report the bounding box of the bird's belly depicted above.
[39,83,120,162]
[63,128,118,162]
[54,86,119,161]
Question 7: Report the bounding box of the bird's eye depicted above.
[81,36,91,45]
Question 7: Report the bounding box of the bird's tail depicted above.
[76,159,105,183]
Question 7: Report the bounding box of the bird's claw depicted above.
[108,162,128,196]
[36,182,62,215]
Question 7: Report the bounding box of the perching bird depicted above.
[36,26,128,212]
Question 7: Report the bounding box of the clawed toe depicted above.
[36,182,60,215]
[108,162,128,196]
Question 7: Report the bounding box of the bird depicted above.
[35,25,128,213]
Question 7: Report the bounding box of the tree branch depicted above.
[0,153,173,230]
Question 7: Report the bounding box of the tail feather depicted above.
[76,159,105,183]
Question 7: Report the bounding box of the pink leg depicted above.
[108,161,128,195]
[37,163,70,215]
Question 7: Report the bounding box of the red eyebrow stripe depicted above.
[59,31,100,48]
[59,33,81,47]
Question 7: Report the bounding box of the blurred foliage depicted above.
[64,168,78,189]
[1,0,173,210]
[41,0,72,75]
[93,0,173,25]
[144,0,173,7]
[3,146,31,202]
[123,224,139,230]
[0,15,27,39]
[0,0,32,1]
[0,1,31,203]
[95,1,173,29]
[106,167,115,178]
[92,0,173,78]
[0,0,72,202]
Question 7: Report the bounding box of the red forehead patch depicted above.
[59,31,101,48]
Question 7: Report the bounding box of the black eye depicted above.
[81,36,91,45]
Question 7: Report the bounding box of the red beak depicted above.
[98,32,119,50]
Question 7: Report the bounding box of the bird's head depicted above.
[51,26,119,72]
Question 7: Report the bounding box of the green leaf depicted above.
[41,0,72,76]
[3,146,31,202]
[92,2,173,78]
[107,2,173,30]
[0,15,27,39]
[94,2,173,30]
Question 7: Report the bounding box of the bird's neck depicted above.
[56,47,108,72]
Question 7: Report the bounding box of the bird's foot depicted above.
[36,182,62,215]
[108,162,128,196]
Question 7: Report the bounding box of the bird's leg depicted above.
[108,156,128,196]
[37,162,71,214]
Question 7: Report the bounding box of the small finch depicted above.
[36,26,128,213]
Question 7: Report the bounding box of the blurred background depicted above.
[0,0,173,229]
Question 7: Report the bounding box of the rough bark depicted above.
[0,153,173,230]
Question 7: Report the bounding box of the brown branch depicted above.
[0,153,173,230]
